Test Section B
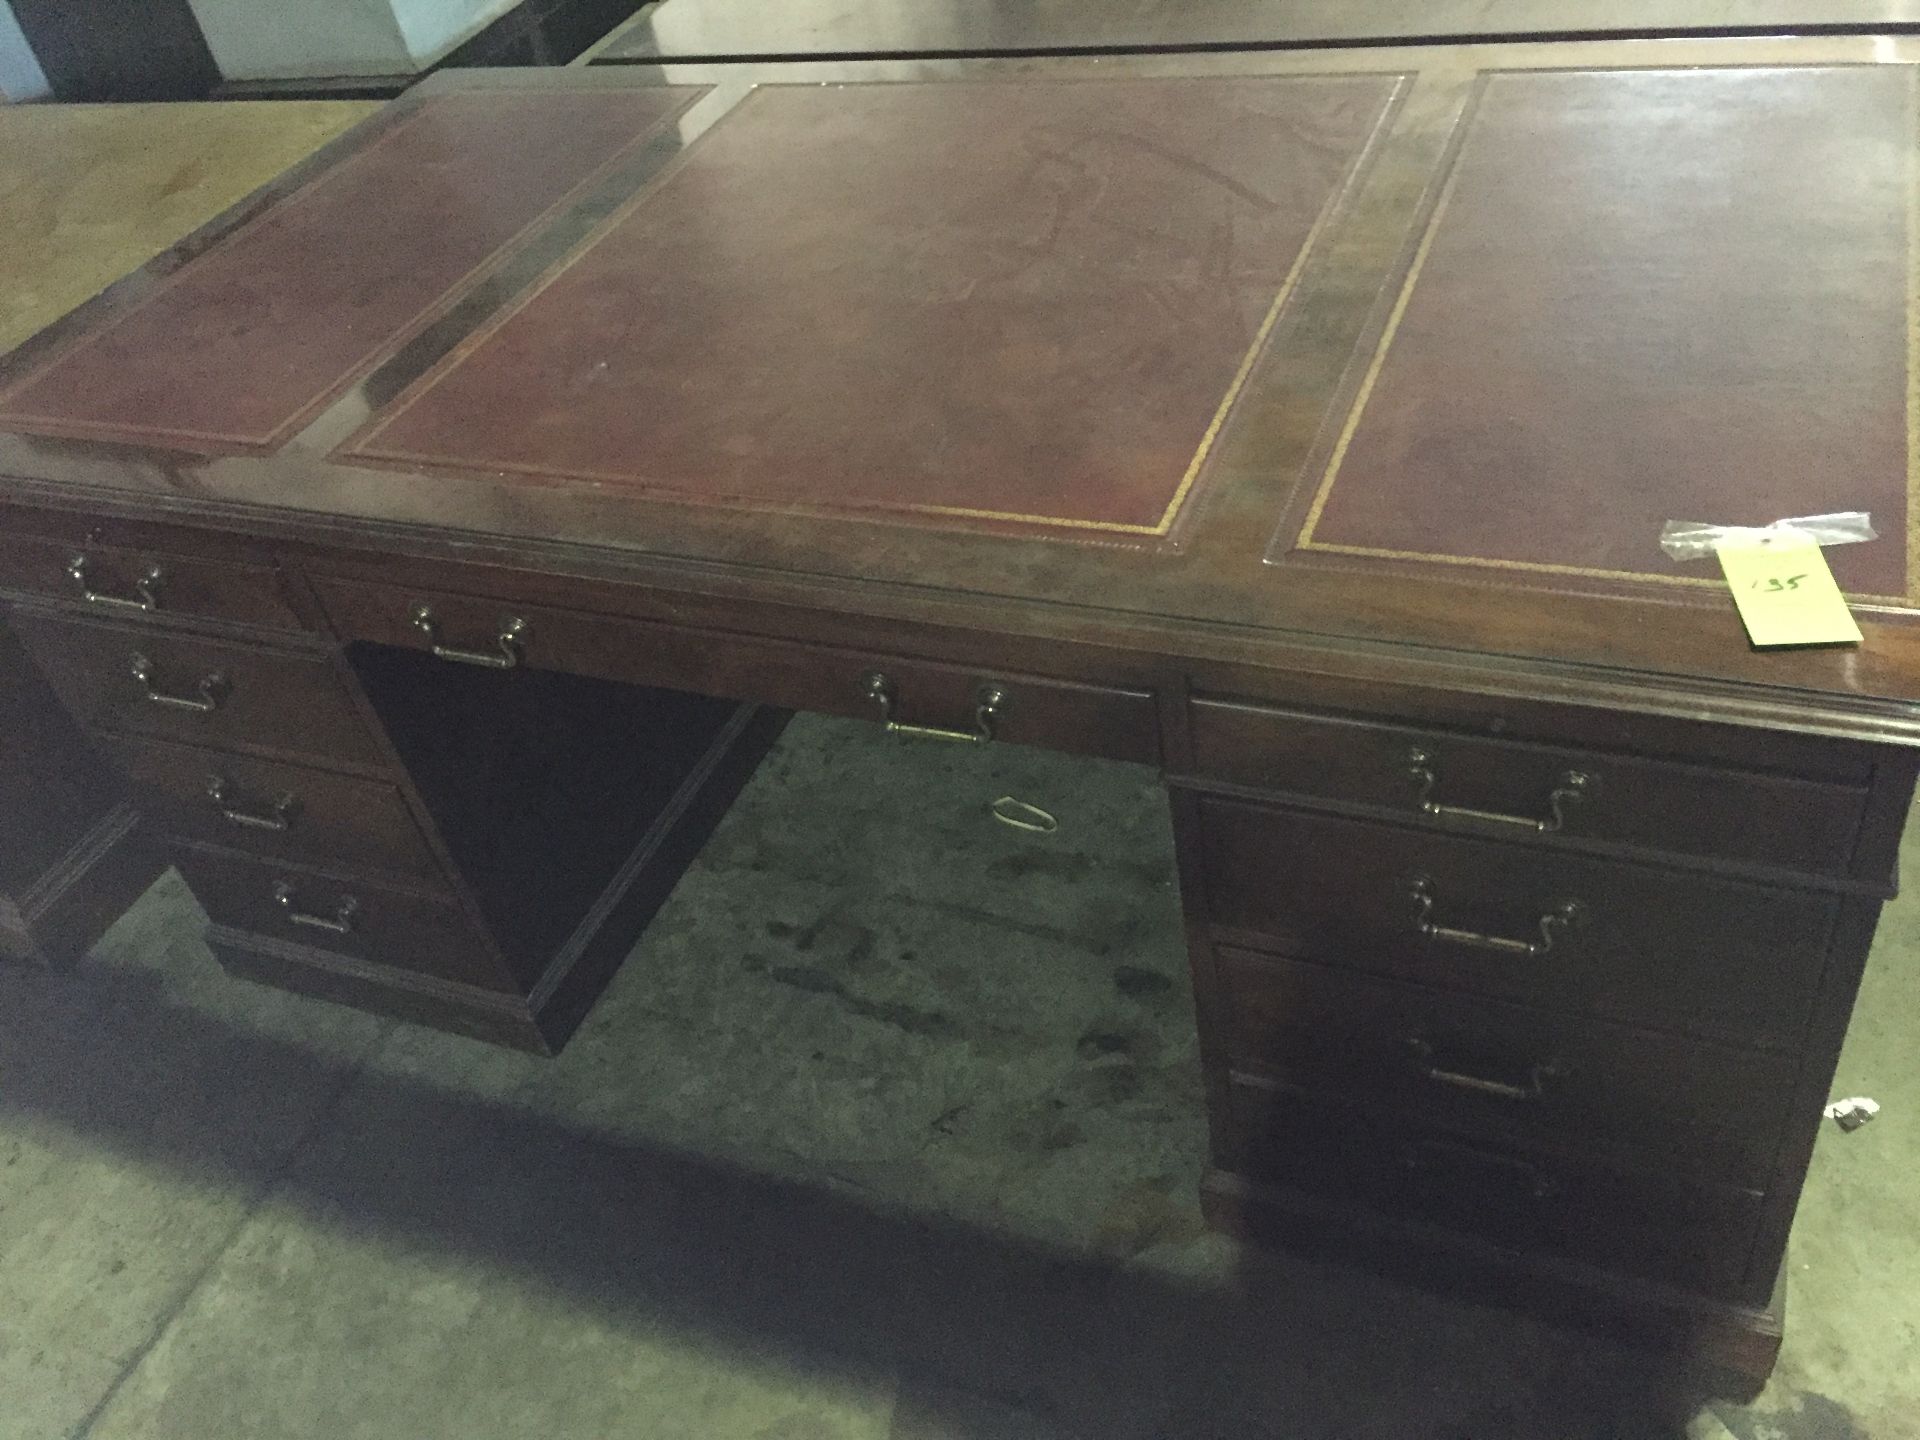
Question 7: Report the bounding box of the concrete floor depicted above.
[1,715,1913,1438]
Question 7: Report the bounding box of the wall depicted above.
[391,0,518,64]
[0,0,48,100]
[648,0,969,55]
[186,0,409,78]
[184,0,514,79]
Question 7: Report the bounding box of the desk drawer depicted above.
[174,847,509,992]
[1216,948,1794,1188]
[309,575,1160,764]
[1225,1076,1763,1295]
[1189,696,1867,878]
[6,612,378,768]
[1196,798,1835,1051]
[0,527,303,630]
[99,734,441,885]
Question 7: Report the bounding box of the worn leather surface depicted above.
[1289,66,1913,597]
[343,76,1399,539]
[0,89,697,452]
[0,101,375,358]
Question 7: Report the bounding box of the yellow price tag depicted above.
[1717,536,1861,648]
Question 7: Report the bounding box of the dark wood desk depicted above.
[4,42,1917,1382]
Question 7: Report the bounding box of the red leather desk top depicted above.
[343,78,1396,543]
[1280,65,1915,600]
[5,50,1920,714]
[0,90,697,452]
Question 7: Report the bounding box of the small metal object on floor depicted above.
[990,796,1058,833]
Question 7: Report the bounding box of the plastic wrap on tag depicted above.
[1660,512,1878,562]
[1824,1096,1881,1132]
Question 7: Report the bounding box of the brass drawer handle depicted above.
[130,654,229,712]
[206,778,298,833]
[861,671,1006,743]
[68,554,164,612]
[1401,1139,1559,1200]
[1405,747,1594,832]
[1407,1037,1561,1102]
[272,881,358,935]
[1408,875,1585,958]
[409,603,527,669]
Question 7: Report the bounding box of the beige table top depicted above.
[0,101,376,355]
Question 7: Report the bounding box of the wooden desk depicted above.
[0,100,372,960]
[2,46,1915,1379]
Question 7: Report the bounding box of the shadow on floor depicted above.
[2,944,1730,1440]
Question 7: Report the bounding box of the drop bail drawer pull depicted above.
[860,671,1006,743]
[68,554,165,612]
[1408,875,1585,958]
[409,603,527,669]
[272,882,358,935]
[1405,746,1594,832]
[206,778,298,832]
[130,654,228,712]
[1406,1037,1561,1101]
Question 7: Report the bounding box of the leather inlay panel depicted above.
[1282,66,1915,600]
[341,76,1401,542]
[0,89,702,452]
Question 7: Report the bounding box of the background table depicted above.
[593,0,1920,63]
[0,100,372,962]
